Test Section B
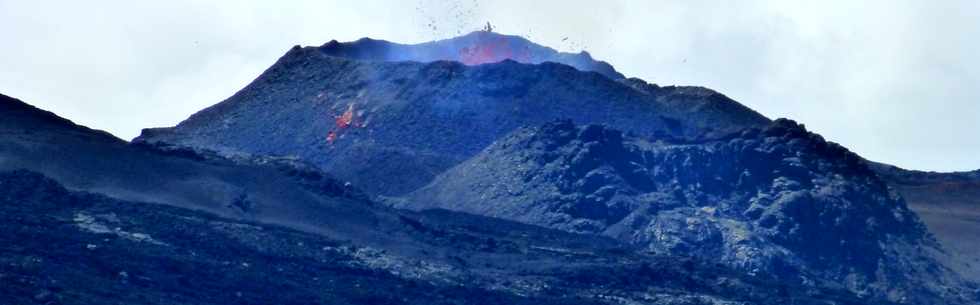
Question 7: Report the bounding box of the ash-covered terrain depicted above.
[3,30,980,304]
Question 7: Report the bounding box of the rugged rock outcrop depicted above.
[402,119,975,304]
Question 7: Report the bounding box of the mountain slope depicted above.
[1,93,405,247]
[134,33,769,196]
[0,95,886,305]
[3,168,905,305]
[870,163,980,281]
[0,170,539,305]
[400,119,975,304]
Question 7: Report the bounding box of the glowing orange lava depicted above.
[327,104,357,144]
[458,36,532,65]
[336,104,354,128]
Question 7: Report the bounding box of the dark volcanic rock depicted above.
[401,119,976,304]
[133,35,769,196]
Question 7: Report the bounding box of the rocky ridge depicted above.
[401,119,975,304]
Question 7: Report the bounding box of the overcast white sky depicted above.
[1,0,978,172]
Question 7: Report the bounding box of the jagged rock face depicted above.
[403,119,974,304]
[134,37,768,196]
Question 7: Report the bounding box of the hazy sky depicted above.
[2,1,978,172]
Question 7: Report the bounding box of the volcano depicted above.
[4,30,979,304]
[135,31,769,196]
[126,32,980,304]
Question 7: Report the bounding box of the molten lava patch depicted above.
[336,104,354,128]
[327,104,359,144]
[458,36,532,65]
